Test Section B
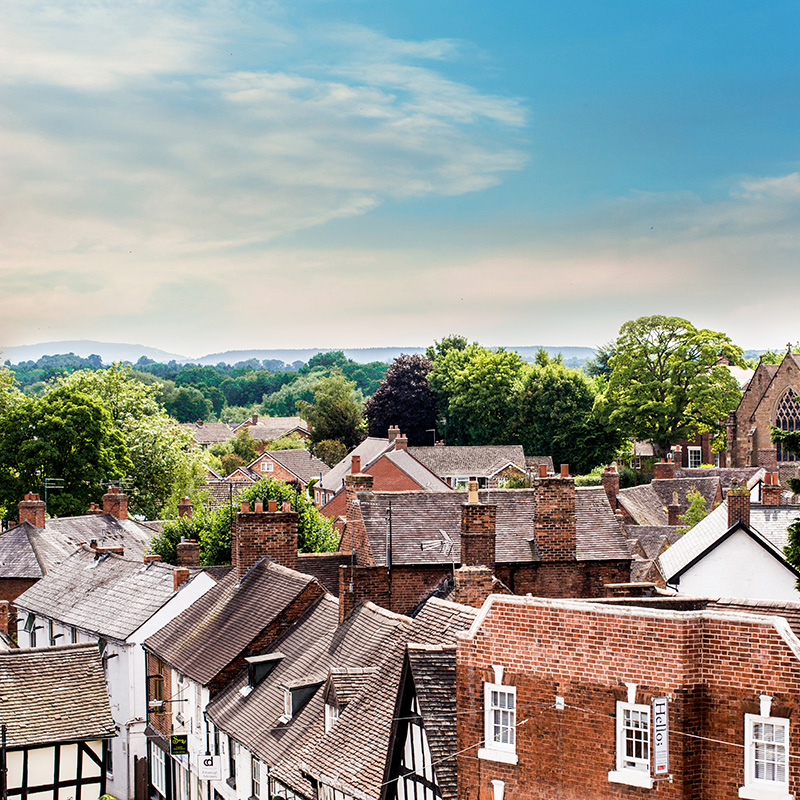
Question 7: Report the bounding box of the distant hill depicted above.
[2,340,597,367]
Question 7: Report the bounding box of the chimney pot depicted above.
[467,480,479,504]
[268,500,277,512]
[18,493,46,528]
[560,464,569,478]
[351,455,361,474]
[282,501,291,512]
[395,434,408,451]
[178,497,193,519]
[144,554,162,564]
[255,500,264,513]
[240,501,249,513]
[538,464,547,478]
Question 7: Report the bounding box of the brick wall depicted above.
[494,560,631,599]
[17,494,46,528]
[453,566,493,608]
[250,455,308,488]
[145,651,172,739]
[461,502,496,568]
[233,503,298,575]
[341,477,376,566]
[457,597,800,800]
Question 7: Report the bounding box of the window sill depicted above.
[608,769,653,789]
[478,748,518,765]
[739,786,793,800]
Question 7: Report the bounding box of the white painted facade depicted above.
[7,740,105,800]
[16,571,216,800]
[670,528,800,601]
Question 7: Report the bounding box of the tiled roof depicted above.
[0,513,153,577]
[357,486,630,566]
[408,445,526,478]
[207,596,410,798]
[201,480,247,509]
[706,597,800,639]
[303,598,477,800]
[15,547,181,641]
[617,478,721,526]
[382,450,451,491]
[319,438,394,493]
[659,502,800,581]
[297,552,353,595]
[326,667,377,708]
[257,450,331,484]
[0,643,116,747]
[181,422,235,445]
[525,455,554,472]
[674,467,762,491]
[405,644,458,800]
[234,416,309,442]
[625,525,683,560]
[144,559,318,685]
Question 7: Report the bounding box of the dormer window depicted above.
[279,677,325,724]
[261,461,274,473]
[324,702,340,733]
[245,652,285,693]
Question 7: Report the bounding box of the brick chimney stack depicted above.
[394,434,408,451]
[102,487,128,520]
[727,482,750,528]
[460,481,496,568]
[233,499,299,577]
[173,567,191,592]
[177,538,201,567]
[601,466,619,512]
[653,460,677,480]
[344,472,375,567]
[387,425,400,443]
[18,493,46,528]
[87,502,102,515]
[667,491,681,526]
[178,497,193,519]
[534,472,576,561]
[0,601,11,640]
[762,472,782,506]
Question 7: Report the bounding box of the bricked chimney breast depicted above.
[601,466,620,512]
[394,434,408,451]
[102,487,128,520]
[653,460,677,480]
[388,425,400,442]
[727,482,750,528]
[233,502,299,577]
[460,499,496,568]
[178,497,193,519]
[533,475,576,562]
[176,538,201,568]
[762,473,782,506]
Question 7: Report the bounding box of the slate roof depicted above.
[326,667,378,708]
[207,596,410,798]
[525,455,554,473]
[144,559,318,686]
[0,513,153,578]
[15,547,181,641]
[201,480,245,509]
[674,467,762,492]
[404,644,458,800]
[250,450,331,484]
[302,598,478,800]
[616,478,722,526]
[297,552,354,595]
[408,445,526,479]
[357,487,630,566]
[0,643,116,747]
[659,502,800,581]
[319,438,394,493]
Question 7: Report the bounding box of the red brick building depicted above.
[457,593,800,800]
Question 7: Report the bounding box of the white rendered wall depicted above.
[675,529,800,601]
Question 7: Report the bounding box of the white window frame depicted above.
[252,755,262,799]
[261,460,274,473]
[608,701,653,789]
[151,744,167,797]
[688,446,702,469]
[324,702,340,733]
[739,714,791,800]
[478,682,518,764]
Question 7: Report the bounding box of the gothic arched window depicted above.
[775,389,800,462]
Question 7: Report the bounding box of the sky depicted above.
[2,0,800,357]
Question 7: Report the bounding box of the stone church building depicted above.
[727,350,800,474]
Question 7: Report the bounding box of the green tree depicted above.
[164,386,211,422]
[429,344,525,445]
[298,370,364,451]
[0,385,132,519]
[678,487,710,533]
[598,315,745,456]
[512,360,620,474]
[63,365,206,519]
[150,478,337,565]
[364,354,438,445]
[314,439,348,467]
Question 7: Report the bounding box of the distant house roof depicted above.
[0,513,153,579]
[0,643,116,748]
[249,449,331,485]
[319,438,395,493]
[302,598,478,800]
[15,547,183,642]
[381,450,451,491]
[616,477,722,526]
[354,487,630,566]
[233,416,309,442]
[144,558,320,686]
[181,421,235,446]
[659,501,800,582]
[674,466,763,492]
[525,455,555,473]
[206,596,410,798]
[408,445,527,479]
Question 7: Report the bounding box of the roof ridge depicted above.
[361,600,413,623]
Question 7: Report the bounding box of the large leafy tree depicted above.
[364,354,438,444]
[429,344,525,445]
[0,384,132,519]
[63,365,206,519]
[298,370,364,451]
[150,478,337,565]
[598,315,745,455]
[512,355,620,474]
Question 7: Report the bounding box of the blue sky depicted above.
[2,0,799,356]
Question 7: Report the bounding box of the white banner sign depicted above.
[197,755,222,781]
[652,697,669,775]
